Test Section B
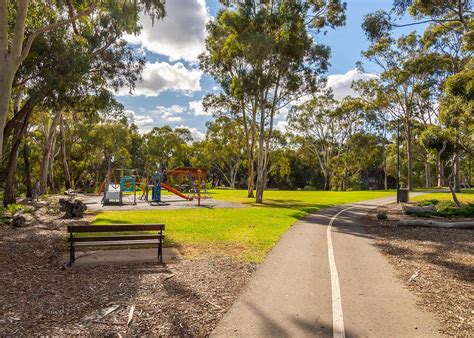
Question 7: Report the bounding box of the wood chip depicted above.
[83,304,120,322]
[408,271,420,283]
[127,305,135,327]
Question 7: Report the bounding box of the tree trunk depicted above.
[447,179,462,208]
[0,0,29,160]
[255,140,265,204]
[39,111,62,195]
[48,131,58,193]
[2,91,25,206]
[406,121,413,190]
[324,172,331,190]
[342,168,347,191]
[436,151,444,187]
[424,158,431,188]
[454,152,461,193]
[22,142,32,198]
[3,138,22,206]
[59,115,72,189]
[229,163,239,189]
[247,155,254,197]
[0,66,20,161]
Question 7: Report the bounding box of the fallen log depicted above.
[397,219,474,229]
[402,204,436,215]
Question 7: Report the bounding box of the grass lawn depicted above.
[92,190,395,262]
[411,189,474,204]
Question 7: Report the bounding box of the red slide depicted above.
[161,183,192,200]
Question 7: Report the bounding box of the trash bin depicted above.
[398,188,409,203]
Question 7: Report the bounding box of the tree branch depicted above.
[20,1,98,62]
[0,0,7,56]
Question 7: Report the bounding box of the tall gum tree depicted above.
[0,0,166,160]
[355,33,444,190]
[201,0,346,203]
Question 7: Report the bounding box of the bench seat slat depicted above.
[69,235,164,242]
[68,224,165,233]
[73,239,161,246]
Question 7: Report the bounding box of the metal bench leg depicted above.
[158,235,163,263]
[69,244,75,265]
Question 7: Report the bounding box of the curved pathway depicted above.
[212,196,442,337]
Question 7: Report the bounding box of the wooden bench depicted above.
[67,224,165,265]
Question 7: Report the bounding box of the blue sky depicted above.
[115,0,420,139]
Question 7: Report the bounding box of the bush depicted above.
[303,185,316,191]
[417,199,474,217]
[7,204,24,215]
[436,202,474,217]
[417,199,440,206]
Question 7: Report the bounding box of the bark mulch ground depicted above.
[365,203,473,336]
[0,203,255,336]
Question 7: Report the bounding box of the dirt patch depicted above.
[0,209,255,335]
[365,203,473,336]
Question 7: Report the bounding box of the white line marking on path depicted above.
[327,206,355,338]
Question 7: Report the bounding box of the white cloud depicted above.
[326,69,378,100]
[154,104,186,122]
[188,100,211,116]
[176,125,205,141]
[125,110,155,131]
[125,0,210,62]
[116,62,202,97]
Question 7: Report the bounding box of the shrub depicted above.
[303,185,316,191]
[417,199,439,206]
[7,204,23,215]
[436,202,474,217]
[417,199,474,217]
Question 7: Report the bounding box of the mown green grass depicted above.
[92,189,395,262]
[208,189,395,212]
[411,189,474,204]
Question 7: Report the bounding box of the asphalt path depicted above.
[212,196,442,337]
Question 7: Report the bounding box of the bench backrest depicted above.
[67,224,165,233]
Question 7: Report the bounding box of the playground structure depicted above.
[98,161,209,207]
[146,166,209,206]
[99,166,139,206]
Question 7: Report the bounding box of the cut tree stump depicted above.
[59,199,87,218]
[397,219,474,229]
[10,214,26,227]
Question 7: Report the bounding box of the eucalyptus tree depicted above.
[202,116,246,188]
[0,0,166,160]
[288,95,363,190]
[143,126,193,168]
[1,25,144,204]
[362,0,472,50]
[421,125,463,206]
[1,0,163,205]
[201,0,346,203]
[355,32,446,190]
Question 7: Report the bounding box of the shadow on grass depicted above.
[229,198,333,214]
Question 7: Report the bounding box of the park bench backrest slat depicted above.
[67,224,165,233]
[68,234,164,242]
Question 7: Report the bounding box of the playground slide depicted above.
[161,183,191,200]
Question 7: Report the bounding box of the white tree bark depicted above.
[39,111,62,195]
